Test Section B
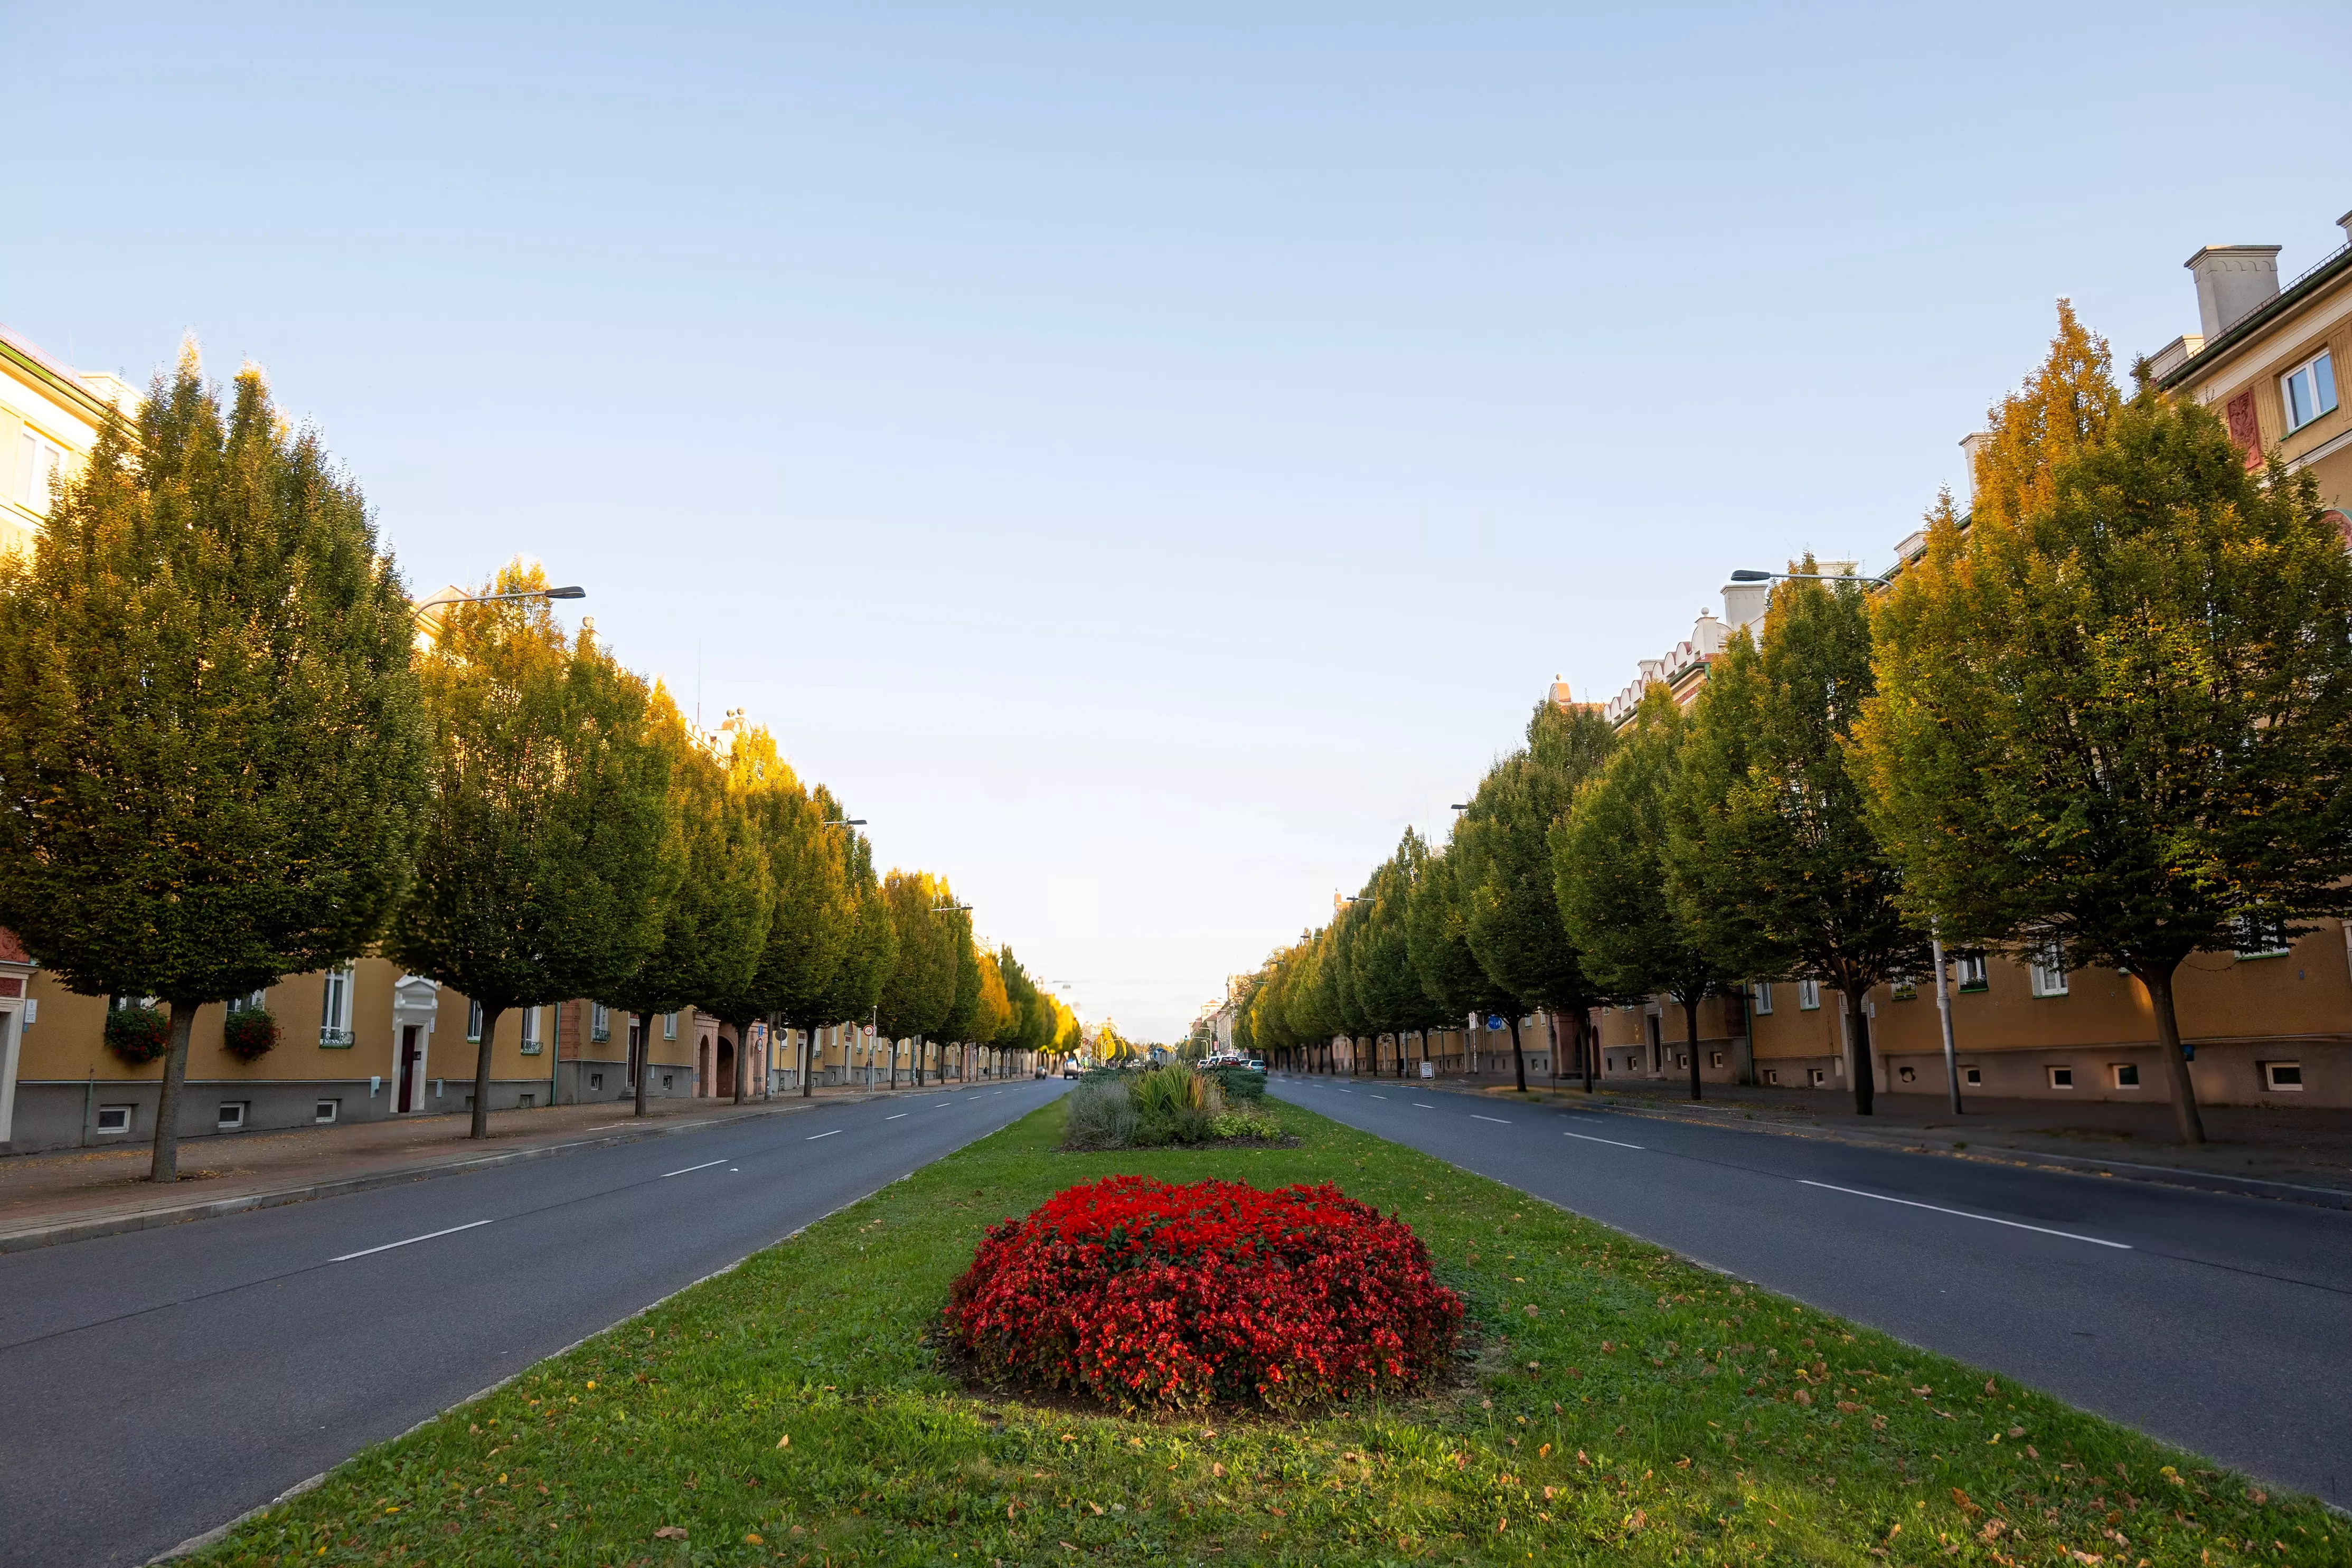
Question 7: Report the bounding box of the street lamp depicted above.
[1729,568,1891,589]
[413,585,586,618]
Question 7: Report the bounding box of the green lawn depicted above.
[193,1099,2346,1566]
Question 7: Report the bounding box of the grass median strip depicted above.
[190,1099,2345,1566]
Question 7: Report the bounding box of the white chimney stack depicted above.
[1958,431,1995,506]
[2186,244,2282,339]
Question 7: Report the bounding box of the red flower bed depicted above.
[945,1175,1461,1413]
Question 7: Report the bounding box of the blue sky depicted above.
[8,3,2348,1038]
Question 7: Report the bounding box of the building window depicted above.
[1796,979,1820,1010]
[520,1005,543,1056]
[2028,941,2069,997]
[588,1072,604,1091]
[2263,1061,2304,1092]
[663,1012,678,1040]
[2234,913,2291,959]
[96,1104,133,1135]
[1750,982,1773,1015]
[1889,975,1917,1001]
[2282,349,2338,433]
[1898,1064,1916,1083]
[590,1003,611,1043]
[319,964,355,1047]
[466,999,484,1042]
[1807,1067,1826,1086]
[518,1092,536,1109]
[13,430,65,513]
[314,1098,340,1123]
[1709,1051,1724,1069]
[1962,1065,1981,1087]
[217,1102,248,1130]
[1955,953,1989,991]
[2111,1063,2140,1089]
[661,1072,674,1090]
[234,987,267,1013]
[2048,1065,2074,1089]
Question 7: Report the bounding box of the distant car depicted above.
[1247,1059,1265,1072]
[1062,1064,1080,1079]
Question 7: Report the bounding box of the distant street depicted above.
[0,1079,1067,1568]
[1272,1074,2352,1507]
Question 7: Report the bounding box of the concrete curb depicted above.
[0,1092,904,1256]
[1498,1086,2352,1211]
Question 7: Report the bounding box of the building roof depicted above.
[2156,238,2352,392]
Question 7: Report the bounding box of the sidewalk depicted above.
[1466,1076,2352,1207]
[0,1081,955,1253]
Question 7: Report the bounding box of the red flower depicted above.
[944,1176,1461,1413]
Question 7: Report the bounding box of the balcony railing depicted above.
[318,1026,355,1048]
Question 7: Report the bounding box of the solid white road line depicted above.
[1413,1102,1435,1108]
[332,1219,493,1263]
[1471,1114,1511,1124]
[1370,1094,1388,1099]
[1799,1179,2131,1249]
[885,1113,908,1121]
[659,1159,728,1178]
[807,1129,841,1140]
[1562,1130,1644,1150]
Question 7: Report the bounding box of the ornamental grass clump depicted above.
[945,1174,1462,1414]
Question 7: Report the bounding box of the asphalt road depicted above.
[1271,1072,2352,1507]
[0,1077,1067,1568]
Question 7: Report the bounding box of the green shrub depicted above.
[1062,1081,1137,1150]
[1207,1064,1265,1101]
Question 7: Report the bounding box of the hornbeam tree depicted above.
[875,870,957,1087]
[1677,561,1928,1117]
[1858,311,2352,1142]
[1554,684,1731,1100]
[0,352,428,1181]
[605,698,768,1117]
[1404,845,1516,1080]
[390,562,676,1137]
[1454,700,1615,1091]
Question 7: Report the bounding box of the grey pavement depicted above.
[0,1076,1067,1568]
[1271,1072,2352,1507]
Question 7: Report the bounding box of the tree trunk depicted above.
[1507,1011,1527,1092]
[1846,988,1876,1117]
[735,1020,753,1105]
[472,1003,503,1139]
[2141,961,2207,1144]
[1581,1009,1596,1093]
[1682,995,1703,1102]
[914,1035,926,1088]
[150,997,201,1182]
[801,1023,815,1098]
[634,1014,651,1119]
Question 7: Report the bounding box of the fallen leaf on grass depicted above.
[1211,1463,1226,1478]
[653,1525,688,1539]
[776,1434,791,1448]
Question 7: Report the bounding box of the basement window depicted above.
[1807,1068,1826,1087]
[314,1098,340,1123]
[2111,1063,2140,1089]
[2047,1066,2074,1089]
[1897,1065,1916,1083]
[96,1104,132,1135]
[2263,1061,2304,1092]
[1963,1065,1982,1087]
[1709,1051,1724,1069]
[1764,1069,1780,1085]
[2283,348,2338,433]
[217,1102,248,1130]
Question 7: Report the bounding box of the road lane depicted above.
[0,1078,1065,1568]
[1271,1073,2352,1506]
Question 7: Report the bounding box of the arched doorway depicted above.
[716,1035,737,1099]
[697,1032,714,1097]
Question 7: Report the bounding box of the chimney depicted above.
[1958,430,1996,506]
[2186,244,2282,339]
